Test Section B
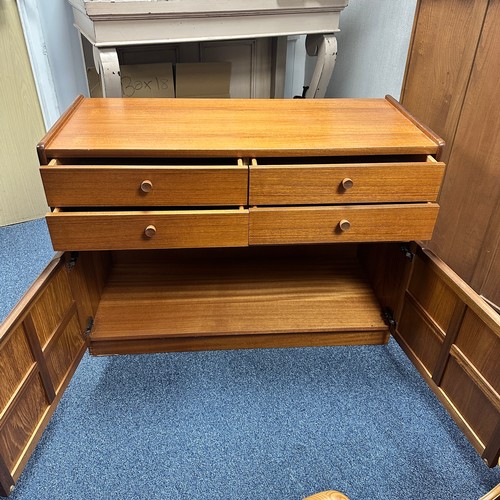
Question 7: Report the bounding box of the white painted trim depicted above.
[17,0,60,129]
[72,0,349,18]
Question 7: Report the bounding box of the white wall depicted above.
[37,0,88,118]
[19,0,88,128]
[323,0,417,99]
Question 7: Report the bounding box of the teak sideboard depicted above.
[0,97,499,495]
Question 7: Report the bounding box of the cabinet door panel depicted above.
[0,255,89,495]
[440,355,498,453]
[394,247,500,466]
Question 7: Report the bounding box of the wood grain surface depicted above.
[0,254,89,490]
[440,355,498,451]
[90,251,387,343]
[39,98,439,159]
[41,163,248,207]
[427,0,500,295]
[392,246,500,465]
[90,330,390,356]
[401,0,499,314]
[455,310,500,396]
[250,157,445,205]
[46,209,249,250]
[401,0,489,163]
[249,204,440,244]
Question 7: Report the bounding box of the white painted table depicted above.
[68,0,349,98]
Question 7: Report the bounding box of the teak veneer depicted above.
[1,97,498,496]
[90,248,389,354]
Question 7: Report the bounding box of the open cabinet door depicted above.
[390,246,499,467]
[361,243,500,467]
[0,252,105,496]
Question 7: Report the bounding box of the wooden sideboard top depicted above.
[38,96,440,161]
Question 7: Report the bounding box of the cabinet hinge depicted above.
[382,308,397,334]
[84,317,94,337]
[400,244,415,262]
[66,251,80,270]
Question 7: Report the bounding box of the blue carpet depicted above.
[1,220,499,499]
[0,218,55,322]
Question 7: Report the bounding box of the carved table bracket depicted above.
[305,34,338,99]
[93,47,121,98]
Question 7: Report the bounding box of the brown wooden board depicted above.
[40,162,248,207]
[0,254,91,494]
[428,0,500,292]
[46,209,249,251]
[401,0,489,163]
[37,98,440,160]
[249,204,439,245]
[249,156,445,205]
[401,0,499,312]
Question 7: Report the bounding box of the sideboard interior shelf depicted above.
[89,246,389,355]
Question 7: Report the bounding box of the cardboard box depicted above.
[175,62,231,98]
[120,63,174,98]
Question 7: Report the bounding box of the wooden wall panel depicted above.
[479,246,500,309]
[472,196,500,308]
[402,0,500,309]
[426,0,500,289]
[401,0,489,163]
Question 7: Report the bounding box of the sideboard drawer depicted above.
[46,209,249,250]
[249,204,439,245]
[249,156,445,205]
[40,161,248,207]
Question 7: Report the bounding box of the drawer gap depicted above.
[253,154,430,165]
[52,157,242,166]
[249,201,436,208]
[52,206,249,213]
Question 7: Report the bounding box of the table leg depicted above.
[304,34,338,99]
[93,47,122,97]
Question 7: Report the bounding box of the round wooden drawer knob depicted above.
[140,180,153,193]
[339,219,351,232]
[341,177,354,190]
[144,225,156,238]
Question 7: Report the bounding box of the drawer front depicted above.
[249,157,445,205]
[46,209,249,250]
[40,165,248,207]
[249,204,439,245]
